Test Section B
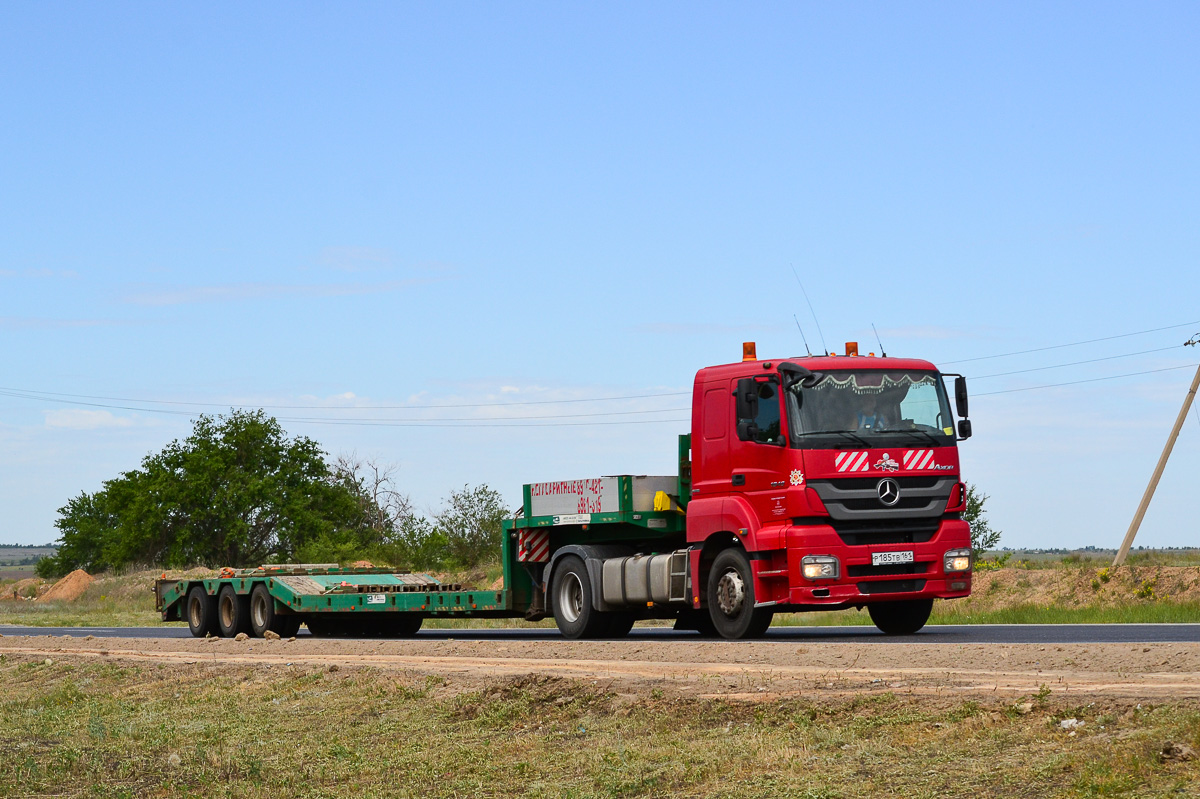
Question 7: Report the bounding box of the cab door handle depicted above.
[731,474,745,486]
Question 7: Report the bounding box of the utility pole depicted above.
[1113,343,1200,567]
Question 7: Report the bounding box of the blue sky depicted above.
[2,3,1198,550]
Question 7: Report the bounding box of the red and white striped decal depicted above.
[903,450,937,470]
[834,451,871,472]
[517,529,550,562]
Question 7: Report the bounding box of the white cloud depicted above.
[43,410,135,430]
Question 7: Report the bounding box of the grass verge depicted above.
[0,657,1196,798]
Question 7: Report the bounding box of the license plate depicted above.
[872,550,914,566]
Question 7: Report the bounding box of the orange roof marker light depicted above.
[742,341,757,361]
[845,341,859,357]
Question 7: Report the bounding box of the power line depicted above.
[0,388,689,424]
[970,345,1182,380]
[271,417,691,429]
[0,385,689,410]
[941,320,1200,366]
[975,363,1199,396]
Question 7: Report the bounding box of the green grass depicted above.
[0,657,1196,798]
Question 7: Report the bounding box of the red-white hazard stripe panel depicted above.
[517,529,550,562]
[834,451,871,472]
[903,450,937,470]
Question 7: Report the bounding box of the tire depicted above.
[185,585,217,638]
[274,615,302,638]
[249,584,278,637]
[217,584,252,638]
[867,598,933,635]
[303,615,342,637]
[675,609,718,637]
[706,548,774,640]
[377,614,423,638]
[551,556,606,639]
[602,612,636,638]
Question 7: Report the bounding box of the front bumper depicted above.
[754,518,973,607]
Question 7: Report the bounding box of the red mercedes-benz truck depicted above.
[159,342,974,641]
[507,341,975,639]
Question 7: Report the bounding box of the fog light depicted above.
[944,548,972,573]
[950,581,968,591]
[802,556,839,580]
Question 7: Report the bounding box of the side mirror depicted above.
[778,362,812,389]
[957,419,973,440]
[734,378,759,422]
[736,419,760,441]
[954,376,969,418]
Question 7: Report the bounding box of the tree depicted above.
[964,483,1001,552]
[39,410,384,577]
[434,484,509,568]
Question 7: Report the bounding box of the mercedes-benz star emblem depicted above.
[877,478,901,507]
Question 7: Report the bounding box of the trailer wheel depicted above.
[551,556,606,639]
[217,584,252,637]
[303,615,334,637]
[867,598,933,635]
[249,584,297,638]
[274,615,302,638]
[186,586,217,638]
[706,548,773,639]
[378,615,423,638]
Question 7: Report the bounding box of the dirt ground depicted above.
[2,634,1197,703]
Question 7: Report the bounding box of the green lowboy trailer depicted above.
[155,471,684,639]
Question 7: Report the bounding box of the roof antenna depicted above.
[793,314,813,356]
[871,323,887,357]
[790,265,829,355]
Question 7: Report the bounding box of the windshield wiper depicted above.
[876,429,943,445]
[793,430,871,447]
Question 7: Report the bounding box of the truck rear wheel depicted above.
[186,586,217,638]
[867,598,933,635]
[707,548,773,639]
[602,612,636,638]
[217,585,252,638]
[552,556,607,639]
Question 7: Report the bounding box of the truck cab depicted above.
[685,342,973,637]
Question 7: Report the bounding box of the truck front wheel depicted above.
[707,548,773,639]
[552,556,607,639]
[867,598,933,635]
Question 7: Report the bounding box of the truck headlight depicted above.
[802,556,839,580]
[944,548,972,573]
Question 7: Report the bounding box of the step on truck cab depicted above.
[507,341,975,639]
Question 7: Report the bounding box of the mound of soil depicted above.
[1,577,47,601]
[37,569,94,602]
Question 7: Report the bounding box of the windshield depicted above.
[786,370,955,445]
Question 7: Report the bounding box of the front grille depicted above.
[823,517,941,546]
[838,495,939,512]
[847,561,931,577]
[857,579,926,595]
[809,476,955,523]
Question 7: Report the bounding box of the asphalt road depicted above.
[3,623,1198,644]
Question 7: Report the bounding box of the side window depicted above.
[752,380,782,445]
